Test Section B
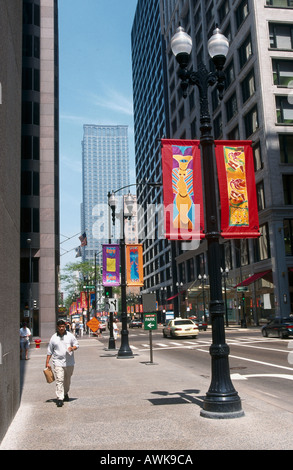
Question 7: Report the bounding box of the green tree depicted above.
[60,260,102,310]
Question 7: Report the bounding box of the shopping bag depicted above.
[43,367,55,383]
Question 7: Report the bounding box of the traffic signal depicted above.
[104,287,112,298]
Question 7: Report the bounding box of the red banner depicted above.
[161,139,204,240]
[214,141,260,238]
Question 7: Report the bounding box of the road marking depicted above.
[155,343,169,347]
[231,373,293,381]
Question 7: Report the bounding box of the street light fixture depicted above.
[108,190,135,358]
[171,26,244,419]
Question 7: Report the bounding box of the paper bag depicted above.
[43,367,55,383]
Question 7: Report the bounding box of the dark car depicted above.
[129,319,142,328]
[261,317,293,339]
[188,316,208,331]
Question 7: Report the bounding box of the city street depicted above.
[1,325,293,451]
[100,325,293,414]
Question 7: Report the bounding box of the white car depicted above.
[163,318,199,338]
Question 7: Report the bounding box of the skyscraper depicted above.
[160,0,293,323]
[20,0,59,339]
[131,0,175,310]
[81,124,130,265]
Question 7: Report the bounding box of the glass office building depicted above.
[81,124,130,265]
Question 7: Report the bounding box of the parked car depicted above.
[129,319,142,328]
[163,318,198,338]
[188,316,208,331]
[261,317,293,338]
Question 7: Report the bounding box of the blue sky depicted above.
[58,0,137,271]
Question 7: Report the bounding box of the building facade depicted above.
[0,0,23,444]
[132,0,293,323]
[159,0,293,323]
[81,124,130,266]
[20,0,60,339]
[132,0,177,314]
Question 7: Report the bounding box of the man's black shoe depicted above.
[63,394,69,402]
[56,400,63,407]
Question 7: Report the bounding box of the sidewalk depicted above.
[1,333,293,451]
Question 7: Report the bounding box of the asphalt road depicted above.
[100,325,293,413]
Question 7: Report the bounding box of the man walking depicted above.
[46,319,79,407]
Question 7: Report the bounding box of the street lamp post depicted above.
[171,26,244,418]
[198,274,207,322]
[108,190,135,358]
[221,267,229,327]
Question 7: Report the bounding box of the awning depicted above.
[167,293,179,301]
[234,270,271,288]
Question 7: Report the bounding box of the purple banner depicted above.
[102,244,120,286]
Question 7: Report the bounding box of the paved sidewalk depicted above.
[1,334,293,451]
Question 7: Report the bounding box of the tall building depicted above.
[132,0,293,323]
[20,0,60,339]
[131,0,176,311]
[159,0,293,323]
[0,0,23,444]
[81,124,130,265]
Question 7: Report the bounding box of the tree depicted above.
[60,260,102,310]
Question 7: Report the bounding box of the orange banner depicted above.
[126,244,144,286]
[215,141,260,238]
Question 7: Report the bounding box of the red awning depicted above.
[167,293,180,301]
[234,270,271,288]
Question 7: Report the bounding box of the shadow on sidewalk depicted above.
[148,389,204,408]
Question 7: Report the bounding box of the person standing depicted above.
[19,322,31,360]
[46,320,79,407]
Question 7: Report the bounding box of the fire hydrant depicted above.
[34,339,41,349]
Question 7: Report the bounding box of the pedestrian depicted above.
[19,322,31,360]
[79,322,84,337]
[71,321,75,335]
[45,319,79,407]
[113,322,118,340]
[75,321,80,337]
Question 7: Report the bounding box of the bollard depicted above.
[34,339,41,348]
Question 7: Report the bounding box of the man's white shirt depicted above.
[47,331,79,367]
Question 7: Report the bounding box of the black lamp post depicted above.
[221,267,229,327]
[198,274,207,322]
[171,26,244,419]
[108,190,135,358]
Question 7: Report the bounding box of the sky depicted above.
[58,0,138,273]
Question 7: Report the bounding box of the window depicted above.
[235,0,249,30]
[276,96,293,123]
[256,181,265,211]
[218,0,229,24]
[213,113,223,139]
[273,59,293,86]
[226,92,238,122]
[283,174,293,203]
[235,239,249,267]
[244,105,259,137]
[241,68,255,103]
[266,0,293,7]
[253,224,270,261]
[283,219,293,256]
[279,134,293,163]
[238,34,253,69]
[253,142,263,171]
[269,23,293,49]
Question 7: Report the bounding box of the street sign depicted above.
[84,285,95,290]
[105,298,118,312]
[144,313,157,331]
[87,317,100,332]
[237,287,248,292]
[142,293,156,312]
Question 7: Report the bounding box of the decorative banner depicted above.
[161,139,204,240]
[214,141,260,238]
[126,244,144,286]
[102,244,120,286]
[80,291,87,309]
